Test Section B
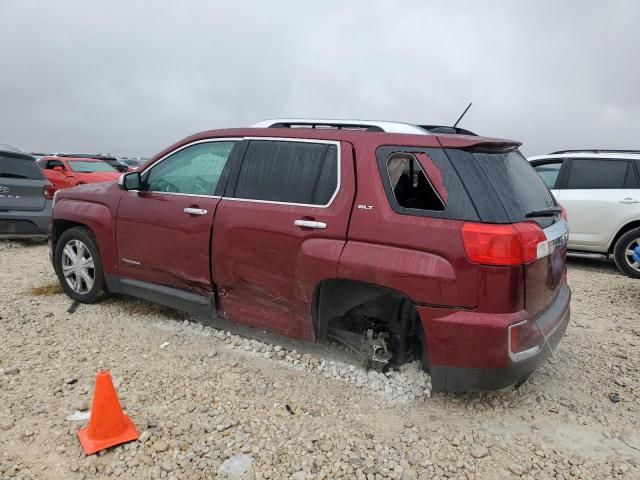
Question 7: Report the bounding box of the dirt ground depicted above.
[0,241,639,480]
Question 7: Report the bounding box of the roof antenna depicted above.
[452,102,472,129]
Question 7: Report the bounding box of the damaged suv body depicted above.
[50,119,570,392]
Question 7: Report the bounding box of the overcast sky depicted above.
[1,1,638,157]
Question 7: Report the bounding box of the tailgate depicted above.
[0,177,46,211]
[0,154,47,211]
[524,219,569,316]
[448,147,567,316]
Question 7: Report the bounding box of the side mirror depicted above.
[53,166,64,172]
[119,172,141,191]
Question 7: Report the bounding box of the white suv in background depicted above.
[529,149,640,278]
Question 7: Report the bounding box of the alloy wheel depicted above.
[61,239,95,294]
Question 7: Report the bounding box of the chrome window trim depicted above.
[128,138,241,199]
[224,136,341,209]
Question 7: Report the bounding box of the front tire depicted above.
[54,226,107,302]
[613,227,640,279]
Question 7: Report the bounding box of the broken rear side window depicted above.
[386,153,445,211]
[376,146,479,221]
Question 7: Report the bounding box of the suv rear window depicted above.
[0,155,43,179]
[565,159,633,189]
[473,150,556,226]
[233,140,338,205]
[445,148,557,227]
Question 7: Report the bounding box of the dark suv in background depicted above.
[1,146,54,238]
[49,118,570,392]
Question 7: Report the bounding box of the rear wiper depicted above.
[525,206,562,218]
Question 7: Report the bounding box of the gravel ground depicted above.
[1,241,639,480]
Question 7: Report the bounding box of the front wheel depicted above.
[54,226,108,302]
[613,227,640,279]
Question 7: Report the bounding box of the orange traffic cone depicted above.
[77,370,139,455]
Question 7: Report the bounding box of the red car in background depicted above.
[37,156,121,191]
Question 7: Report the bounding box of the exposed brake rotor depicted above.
[362,329,393,372]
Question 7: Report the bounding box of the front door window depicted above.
[144,141,236,196]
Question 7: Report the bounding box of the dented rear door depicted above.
[212,139,355,340]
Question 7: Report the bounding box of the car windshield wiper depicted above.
[525,206,562,218]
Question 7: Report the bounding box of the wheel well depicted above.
[52,220,88,248]
[312,279,426,367]
[609,221,640,254]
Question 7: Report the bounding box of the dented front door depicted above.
[115,140,237,296]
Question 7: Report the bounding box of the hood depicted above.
[59,179,121,200]
[78,171,122,183]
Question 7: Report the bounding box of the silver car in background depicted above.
[0,146,54,238]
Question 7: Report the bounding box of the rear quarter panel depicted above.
[338,142,477,308]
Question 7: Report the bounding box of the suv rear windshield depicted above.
[445,148,557,227]
[473,150,557,227]
[0,155,43,179]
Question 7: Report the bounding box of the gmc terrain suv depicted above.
[50,119,570,392]
[529,149,640,278]
[1,146,54,238]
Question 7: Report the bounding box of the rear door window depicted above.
[233,140,338,205]
[565,159,632,189]
[0,155,42,179]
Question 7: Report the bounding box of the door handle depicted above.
[184,207,208,215]
[294,219,327,229]
[619,198,640,204]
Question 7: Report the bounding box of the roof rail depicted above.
[250,118,430,135]
[550,149,640,155]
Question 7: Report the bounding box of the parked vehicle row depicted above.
[49,119,570,393]
[1,147,133,238]
[529,149,640,278]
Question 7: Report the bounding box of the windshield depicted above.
[68,160,117,173]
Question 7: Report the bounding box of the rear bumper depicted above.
[422,284,571,393]
[0,204,52,238]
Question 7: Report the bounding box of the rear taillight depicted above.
[461,222,547,266]
[508,319,544,362]
[43,184,56,200]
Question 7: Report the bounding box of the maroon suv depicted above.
[50,119,570,392]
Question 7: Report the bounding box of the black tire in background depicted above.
[54,226,108,302]
[613,227,640,279]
